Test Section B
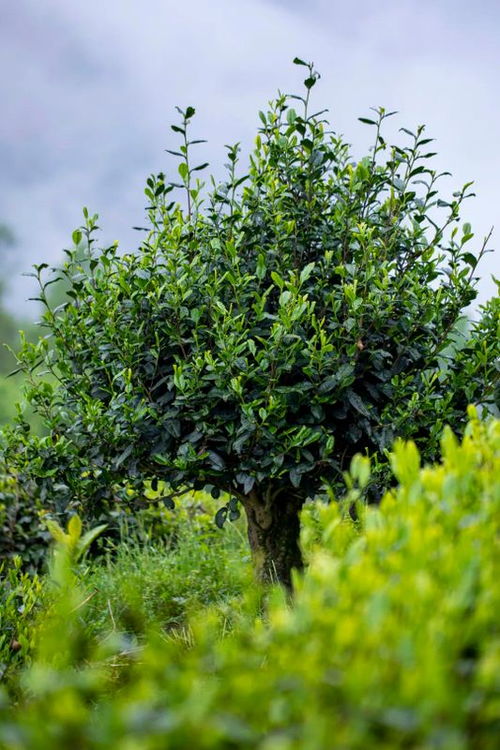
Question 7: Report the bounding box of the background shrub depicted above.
[0,558,43,687]
[0,461,50,573]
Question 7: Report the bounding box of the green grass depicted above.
[80,516,250,638]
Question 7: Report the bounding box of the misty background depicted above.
[1,0,499,318]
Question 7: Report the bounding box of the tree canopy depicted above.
[9,60,499,587]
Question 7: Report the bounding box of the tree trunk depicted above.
[242,488,304,591]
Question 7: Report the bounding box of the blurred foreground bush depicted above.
[1,408,499,749]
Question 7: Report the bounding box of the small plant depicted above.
[0,557,43,685]
[45,515,107,566]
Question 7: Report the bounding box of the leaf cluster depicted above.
[9,61,499,515]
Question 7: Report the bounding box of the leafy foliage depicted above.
[0,458,50,572]
[7,60,500,583]
[1,411,499,748]
[0,557,43,686]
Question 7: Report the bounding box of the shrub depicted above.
[1,410,499,748]
[0,458,50,573]
[11,59,499,587]
[0,557,43,686]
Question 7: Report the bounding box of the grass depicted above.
[79,503,251,640]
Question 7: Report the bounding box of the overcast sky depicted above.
[1,0,499,316]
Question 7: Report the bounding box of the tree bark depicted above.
[242,488,304,592]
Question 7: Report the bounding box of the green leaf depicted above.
[238,474,255,494]
[350,454,370,489]
[318,364,354,394]
[300,262,315,284]
[347,390,371,418]
[289,467,302,488]
[318,375,339,394]
[77,524,108,559]
[233,431,252,454]
[115,444,134,468]
[390,438,420,484]
[462,253,477,268]
[153,454,171,466]
[256,254,266,280]
[208,451,226,470]
[358,118,377,125]
[228,496,240,512]
[271,271,284,288]
[215,507,228,529]
[67,515,82,543]
[45,520,67,544]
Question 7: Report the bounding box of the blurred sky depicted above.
[1,0,499,316]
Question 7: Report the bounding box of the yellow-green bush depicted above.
[1,409,499,749]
